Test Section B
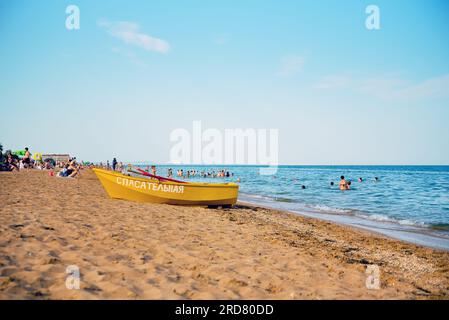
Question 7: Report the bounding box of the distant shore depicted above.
[0,169,448,299]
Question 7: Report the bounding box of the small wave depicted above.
[240,193,435,230]
[306,204,354,214]
[242,194,295,203]
[358,213,393,222]
[355,213,427,228]
[239,193,273,201]
[306,205,429,228]
[273,197,295,203]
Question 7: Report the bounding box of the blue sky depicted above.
[0,0,448,164]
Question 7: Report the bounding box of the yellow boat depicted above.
[92,168,239,206]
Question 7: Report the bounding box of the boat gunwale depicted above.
[92,168,239,189]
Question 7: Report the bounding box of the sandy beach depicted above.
[0,169,448,299]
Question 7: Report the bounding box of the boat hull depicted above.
[92,168,239,206]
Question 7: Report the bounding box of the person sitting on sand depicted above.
[44,160,53,170]
[339,176,348,190]
[7,153,19,171]
[58,164,69,177]
[66,158,80,178]
[67,159,79,177]
[58,159,79,178]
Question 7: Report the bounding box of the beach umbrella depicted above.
[44,158,56,166]
[12,150,26,157]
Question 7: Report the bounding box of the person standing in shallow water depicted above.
[339,176,348,190]
[112,158,117,171]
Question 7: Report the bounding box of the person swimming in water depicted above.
[330,181,334,186]
[339,176,347,190]
[358,177,363,182]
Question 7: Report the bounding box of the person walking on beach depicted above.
[112,158,117,171]
[107,160,110,170]
[22,147,31,168]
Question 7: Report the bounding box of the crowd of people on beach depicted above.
[1,147,37,171]
[0,145,83,178]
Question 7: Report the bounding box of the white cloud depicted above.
[313,73,449,101]
[277,55,305,77]
[98,19,170,54]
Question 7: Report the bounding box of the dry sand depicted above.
[0,169,448,299]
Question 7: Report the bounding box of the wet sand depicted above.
[0,169,448,299]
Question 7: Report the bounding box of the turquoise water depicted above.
[137,165,449,248]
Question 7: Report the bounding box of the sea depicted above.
[137,165,449,250]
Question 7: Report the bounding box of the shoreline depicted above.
[1,169,448,299]
[238,195,449,252]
